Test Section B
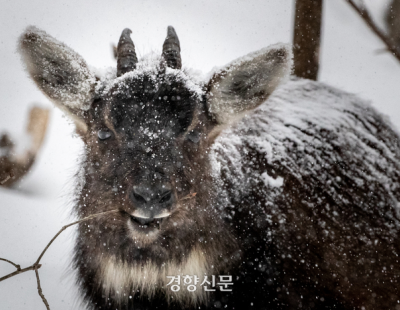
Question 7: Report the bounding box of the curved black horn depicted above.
[162,26,182,69]
[117,28,138,77]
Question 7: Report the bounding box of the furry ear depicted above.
[206,44,292,124]
[18,26,96,132]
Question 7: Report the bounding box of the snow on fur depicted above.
[98,52,204,99]
[207,43,292,124]
[211,78,400,237]
[19,26,96,111]
[19,26,204,116]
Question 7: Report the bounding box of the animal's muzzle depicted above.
[129,182,174,219]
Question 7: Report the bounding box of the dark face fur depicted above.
[77,68,220,262]
[73,66,239,306]
[18,25,291,306]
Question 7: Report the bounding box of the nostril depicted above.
[132,192,147,204]
[159,191,172,204]
[131,185,172,205]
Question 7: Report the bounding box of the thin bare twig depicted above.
[0,258,21,270]
[0,174,11,185]
[179,192,197,201]
[34,209,119,266]
[0,209,119,309]
[345,0,400,63]
[35,266,50,310]
[0,264,41,282]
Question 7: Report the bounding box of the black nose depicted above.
[132,186,172,204]
[130,183,174,217]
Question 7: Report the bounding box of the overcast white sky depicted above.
[1,1,399,309]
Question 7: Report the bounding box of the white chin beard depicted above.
[127,218,160,247]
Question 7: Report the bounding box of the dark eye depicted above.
[186,130,200,143]
[97,129,112,140]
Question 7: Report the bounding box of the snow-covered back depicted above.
[211,78,400,232]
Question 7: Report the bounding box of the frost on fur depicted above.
[211,78,400,222]
[206,44,292,124]
[16,25,400,310]
[18,26,96,112]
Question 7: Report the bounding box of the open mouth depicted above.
[129,215,166,230]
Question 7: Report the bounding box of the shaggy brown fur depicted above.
[18,25,400,310]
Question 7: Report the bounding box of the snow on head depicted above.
[98,52,204,99]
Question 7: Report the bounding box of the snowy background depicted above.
[0,0,399,309]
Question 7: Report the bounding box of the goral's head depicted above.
[19,25,291,251]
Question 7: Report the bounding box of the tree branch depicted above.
[0,258,21,270]
[34,209,119,266]
[345,0,400,63]
[35,266,50,310]
[0,264,41,282]
[0,209,119,309]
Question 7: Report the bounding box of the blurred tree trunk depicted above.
[0,106,49,187]
[293,0,323,80]
[385,0,400,49]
